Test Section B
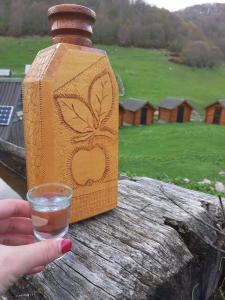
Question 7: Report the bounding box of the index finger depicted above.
[0,199,31,220]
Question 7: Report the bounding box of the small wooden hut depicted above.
[121,98,156,126]
[0,78,24,146]
[158,97,193,123]
[119,103,124,128]
[205,100,225,125]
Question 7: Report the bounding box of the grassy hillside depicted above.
[1,37,225,112]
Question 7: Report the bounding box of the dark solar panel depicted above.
[0,105,14,125]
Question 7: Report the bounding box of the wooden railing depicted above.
[0,138,25,178]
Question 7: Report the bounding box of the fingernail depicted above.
[61,239,72,254]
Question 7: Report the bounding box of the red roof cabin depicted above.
[158,97,193,123]
[121,98,156,126]
[205,100,225,125]
[119,103,124,128]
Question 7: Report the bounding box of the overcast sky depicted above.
[145,0,225,11]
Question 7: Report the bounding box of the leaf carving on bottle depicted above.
[89,72,113,127]
[58,98,95,134]
[57,71,115,143]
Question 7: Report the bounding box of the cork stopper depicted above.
[48,4,96,47]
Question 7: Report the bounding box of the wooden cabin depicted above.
[0,78,24,146]
[158,97,193,123]
[119,103,124,128]
[205,100,225,125]
[120,98,156,126]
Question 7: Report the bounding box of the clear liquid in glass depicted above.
[31,194,71,241]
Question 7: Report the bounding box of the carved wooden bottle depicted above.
[23,4,119,223]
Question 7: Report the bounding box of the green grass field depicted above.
[119,122,225,183]
[0,36,225,192]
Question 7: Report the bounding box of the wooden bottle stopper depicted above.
[48,4,96,47]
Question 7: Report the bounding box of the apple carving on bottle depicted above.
[72,145,106,185]
[57,71,116,186]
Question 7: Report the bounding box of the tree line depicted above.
[0,0,224,68]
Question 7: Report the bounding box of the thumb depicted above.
[10,238,72,275]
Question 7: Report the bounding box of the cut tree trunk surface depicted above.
[5,178,225,300]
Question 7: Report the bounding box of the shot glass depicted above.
[27,183,73,241]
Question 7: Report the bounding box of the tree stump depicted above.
[5,178,225,300]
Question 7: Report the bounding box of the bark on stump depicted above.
[5,178,225,300]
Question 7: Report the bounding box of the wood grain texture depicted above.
[6,178,225,300]
[48,4,96,47]
[23,43,119,223]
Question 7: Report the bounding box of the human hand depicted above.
[0,199,72,295]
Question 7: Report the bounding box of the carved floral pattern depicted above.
[58,71,116,142]
[57,71,116,186]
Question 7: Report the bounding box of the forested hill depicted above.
[0,0,205,51]
[178,3,225,55]
[2,0,225,64]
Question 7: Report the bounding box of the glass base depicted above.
[33,225,69,241]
